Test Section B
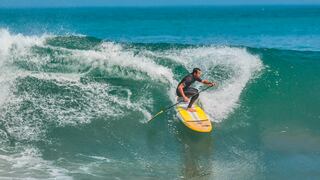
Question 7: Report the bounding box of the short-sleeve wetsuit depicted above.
[176,73,202,108]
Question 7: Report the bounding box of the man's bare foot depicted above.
[187,108,196,112]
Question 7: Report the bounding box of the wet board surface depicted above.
[176,99,212,133]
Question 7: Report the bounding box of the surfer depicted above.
[176,68,215,112]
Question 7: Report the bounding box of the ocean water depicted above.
[0,6,319,179]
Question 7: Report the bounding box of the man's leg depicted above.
[184,87,199,110]
[188,93,199,108]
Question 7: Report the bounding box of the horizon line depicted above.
[1,4,320,9]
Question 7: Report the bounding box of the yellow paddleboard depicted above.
[176,98,212,133]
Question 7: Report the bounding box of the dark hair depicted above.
[192,68,201,74]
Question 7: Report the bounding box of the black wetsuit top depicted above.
[176,73,202,95]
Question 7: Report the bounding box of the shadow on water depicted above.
[175,122,215,180]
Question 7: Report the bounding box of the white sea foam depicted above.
[0,28,49,106]
[67,42,175,84]
[0,28,265,179]
[0,29,263,141]
[0,29,263,131]
[0,29,155,141]
[155,46,263,122]
[0,146,72,179]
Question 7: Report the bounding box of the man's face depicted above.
[194,71,202,79]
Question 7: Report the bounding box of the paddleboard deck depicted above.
[176,98,212,133]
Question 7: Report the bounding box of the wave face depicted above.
[0,29,320,179]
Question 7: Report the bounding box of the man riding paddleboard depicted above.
[176,68,216,112]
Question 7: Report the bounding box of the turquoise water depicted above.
[0,6,320,179]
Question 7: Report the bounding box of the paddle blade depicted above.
[147,110,164,123]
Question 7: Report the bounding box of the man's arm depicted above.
[201,80,216,86]
[178,84,189,102]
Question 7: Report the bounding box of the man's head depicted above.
[192,68,202,79]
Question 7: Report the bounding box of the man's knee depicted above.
[192,89,199,97]
[190,92,199,100]
[189,88,198,94]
